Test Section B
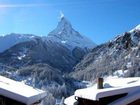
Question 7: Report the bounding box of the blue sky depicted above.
[0,0,140,44]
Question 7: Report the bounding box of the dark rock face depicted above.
[72,30,140,81]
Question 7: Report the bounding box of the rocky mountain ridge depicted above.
[72,24,140,81]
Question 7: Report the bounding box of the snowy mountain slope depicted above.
[0,33,38,53]
[72,24,140,81]
[47,16,96,49]
[0,38,86,104]
[0,37,87,72]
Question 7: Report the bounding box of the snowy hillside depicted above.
[72,24,140,81]
[0,33,37,52]
[0,38,86,71]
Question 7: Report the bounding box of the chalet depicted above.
[0,75,47,105]
[64,77,140,105]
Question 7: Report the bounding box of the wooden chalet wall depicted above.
[0,95,25,105]
[76,93,128,105]
[128,99,140,105]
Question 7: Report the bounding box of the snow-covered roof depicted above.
[65,77,140,105]
[64,95,77,105]
[0,75,47,105]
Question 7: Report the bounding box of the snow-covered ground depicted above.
[112,69,128,77]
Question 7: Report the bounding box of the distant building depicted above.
[65,77,140,105]
[0,75,47,105]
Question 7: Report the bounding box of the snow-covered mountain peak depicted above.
[130,24,140,33]
[47,17,96,49]
[135,24,140,30]
[59,16,72,29]
[48,16,73,37]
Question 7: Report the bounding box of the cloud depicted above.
[60,10,64,18]
[0,1,92,8]
[0,3,48,8]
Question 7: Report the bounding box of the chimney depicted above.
[97,78,103,89]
